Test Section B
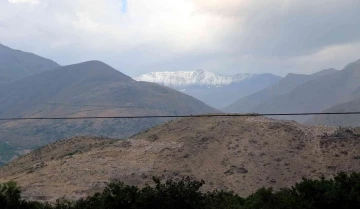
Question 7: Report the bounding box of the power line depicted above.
[1,111,360,121]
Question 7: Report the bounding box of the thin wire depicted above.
[1,111,360,121]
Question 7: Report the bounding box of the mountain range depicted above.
[0,61,217,143]
[1,43,360,203]
[135,70,254,86]
[225,68,339,114]
[0,44,217,163]
[225,59,360,124]
[306,97,360,126]
[135,70,282,109]
[1,42,360,165]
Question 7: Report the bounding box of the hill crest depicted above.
[0,43,60,84]
[1,116,359,202]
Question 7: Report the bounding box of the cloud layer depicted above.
[0,0,359,76]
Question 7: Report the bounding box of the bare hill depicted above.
[1,116,359,202]
[0,61,217,161]
[0,43,59,84]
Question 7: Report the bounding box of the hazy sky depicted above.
[0,0,359,76]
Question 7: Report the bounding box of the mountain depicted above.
[0,43,60,84]
[135,70,282,109]
[1,116,359,201]
[135,70,254,86]
[249,59,360,122]
[225,68,338,113]
[306,61,360,126]
[0,61,217,162]
[306,97,360,126]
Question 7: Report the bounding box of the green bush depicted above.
[1,172,360,209]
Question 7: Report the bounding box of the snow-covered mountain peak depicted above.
[134,70,254,86]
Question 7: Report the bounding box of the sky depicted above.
[0,0,359,77]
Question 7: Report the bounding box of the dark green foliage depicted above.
[1,172,360,209]
[204,190,245,209]
[0,181,21,208]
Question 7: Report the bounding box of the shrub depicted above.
[1,172,360,209]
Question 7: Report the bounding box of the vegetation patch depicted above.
[1,172,360,209]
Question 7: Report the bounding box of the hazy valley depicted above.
[135,70,282,109]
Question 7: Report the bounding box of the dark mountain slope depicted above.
[225,68,338,113]
[306,97,360,126]
[251,60,360,122]
[0,61,217,160]
[0,43,59,84]
[0,61,132,118]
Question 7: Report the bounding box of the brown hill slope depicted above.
[0,61,217,160]
[0,116,359,202]
[0,43,60,84]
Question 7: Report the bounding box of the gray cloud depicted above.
[231,0,360,57]
[0,0,359,76]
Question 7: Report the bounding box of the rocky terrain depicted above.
[1,116,359,202]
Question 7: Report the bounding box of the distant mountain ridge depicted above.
[306,97,360,126]
[134,70,254,86]
[225,68,338,113]
[251,61,360,122]
[306,59,360,126]
[135,70,282,109]
[226,58,360,124]
[0,43,60,84]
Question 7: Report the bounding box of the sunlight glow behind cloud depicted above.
[8,0,39,4]
[0,0,359,76]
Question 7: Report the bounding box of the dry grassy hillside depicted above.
[0,116,359,202]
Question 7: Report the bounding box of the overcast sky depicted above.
[0,0,359,76]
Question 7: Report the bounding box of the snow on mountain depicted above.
[134,70,254,86]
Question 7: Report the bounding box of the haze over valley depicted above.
[135,70,282,109]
